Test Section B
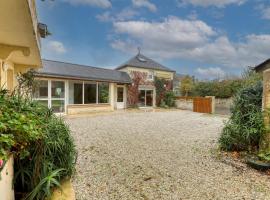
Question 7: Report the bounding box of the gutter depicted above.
[35,73,132,84]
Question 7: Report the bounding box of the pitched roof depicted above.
[116,53,175,72]
[37,59,132,84]
[254,58,270,72]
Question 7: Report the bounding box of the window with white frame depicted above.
[68,81,109,105]
[147,71,154,80]
[33,79,65,113]
[34,79,110,113]
[51,81,65,113]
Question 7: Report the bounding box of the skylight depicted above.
[137,56,147,62]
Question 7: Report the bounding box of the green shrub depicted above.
[163,91,175,107]
[0,71,76,200]
[154,77,173,106]
[219,81,264,151]
[14,114,76,200]
[192,70,262,98]
[0,90,47,160]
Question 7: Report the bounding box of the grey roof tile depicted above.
[37,60,132,83]
[116,53,175,72]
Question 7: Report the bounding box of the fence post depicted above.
[206,96,215,114]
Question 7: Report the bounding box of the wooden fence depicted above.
[193,97,212,114]
[175,96,213,114]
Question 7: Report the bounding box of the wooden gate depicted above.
[193,97,212,114]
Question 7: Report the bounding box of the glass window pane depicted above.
[138,90,145,107]
[117,87,124,102]
[35,100,48,107]
[84,83,96,104]
[98,83,109,103]
[33,80,48,98]
[51,81,65,98]
[146,90,153,106]
[69,82,83,104]
[51,100,65,113]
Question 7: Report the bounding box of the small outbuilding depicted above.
[34,60,131,115]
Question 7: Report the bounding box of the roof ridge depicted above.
[42,59,120,73]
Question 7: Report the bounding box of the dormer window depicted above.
[147,71,154,80]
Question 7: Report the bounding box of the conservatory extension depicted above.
[34,60,131,115]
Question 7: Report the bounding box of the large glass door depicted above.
[34,80,66,113]
[138,90,153,107]
[51,81,65,113]
[116,86,124,109]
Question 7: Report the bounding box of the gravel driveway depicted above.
[67,110,270,200]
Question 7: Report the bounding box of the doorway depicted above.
[116,86,125,109]
[138,90,153,107]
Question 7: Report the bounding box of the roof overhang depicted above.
[254,59,270,73]
[0,0,42,67]
[35,73,132,84]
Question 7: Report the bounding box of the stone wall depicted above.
[175,98,193,111]
[215,98,233,109]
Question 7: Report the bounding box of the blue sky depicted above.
[37,0,270,79]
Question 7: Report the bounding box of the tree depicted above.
[180,75,194,96]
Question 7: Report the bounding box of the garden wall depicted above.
[215,98,232,115]
[175,97,193,111]
[0,156,15,200]
[215,98,233,108]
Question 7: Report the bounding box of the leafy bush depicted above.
[14,114,76,200]
[192,70,262,98]
[154,77,173,106]
[193,79,243,98]
[163,91,175,107]
[0,89,47,160]
[0,71,76,200]
[219,81,264,151]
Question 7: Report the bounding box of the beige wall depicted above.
[0,156,15,200]
[119,66,174,81]
[0,60,30,90]
[0,0,42,91]
[262,69,270,150]
[67,104,113,115]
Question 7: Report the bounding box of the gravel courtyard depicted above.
[67,110,270,200]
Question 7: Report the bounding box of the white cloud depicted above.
[45,41,67,54]
[196,67,226,79]
[111,16,270,68]
[96,8,139,22]
[113,17,216,50]
[132,0,157,12]
[262,7,270,20]
[177,0,246,8]
[61,0,111,8]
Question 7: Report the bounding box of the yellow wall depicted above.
[119,66,174,80]
[0,60,30,90]
[0,156,15,200]
[0,0,42,91]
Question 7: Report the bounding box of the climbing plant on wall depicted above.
[154,77,173,106]
[127,71,147,107]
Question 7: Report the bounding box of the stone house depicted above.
[116,53,175,107]
[35,60,131,115]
